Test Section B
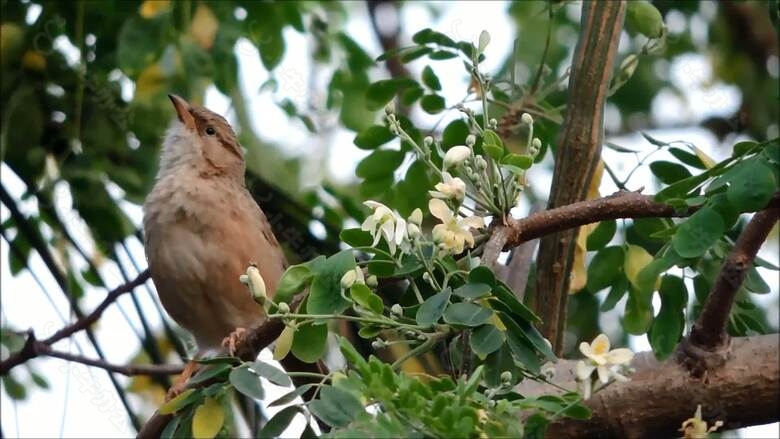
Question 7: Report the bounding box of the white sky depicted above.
[1,1,778,438]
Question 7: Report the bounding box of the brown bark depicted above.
[517,335,779,438]
[532,1,626,354]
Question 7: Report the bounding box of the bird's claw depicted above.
[221,327,248,356]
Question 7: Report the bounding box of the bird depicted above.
[143,94,289,397]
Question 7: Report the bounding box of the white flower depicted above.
[429,172,466,201]
[429,198,484,254]
[361,201,409,255]
[576,333,634,389]
[443,145,471,169]
[521,113,534,125]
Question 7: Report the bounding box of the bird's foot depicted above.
[166,360,199,402]
[221,327,248,356]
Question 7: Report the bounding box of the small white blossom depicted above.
[361,201,410,255]
[443,145,471,169]
[429,172,466,201]
[575,333,634,399]
[521,113,534,125]
[429,199,484,254]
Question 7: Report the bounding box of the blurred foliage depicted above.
[0,0,778,435]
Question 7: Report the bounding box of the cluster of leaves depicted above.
[584,136,779,359]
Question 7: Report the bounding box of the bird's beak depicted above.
[168,94,197,131]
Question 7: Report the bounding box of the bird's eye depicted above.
[205,127,216,136]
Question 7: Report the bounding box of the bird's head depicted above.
[158,94,244,179]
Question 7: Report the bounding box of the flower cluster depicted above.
[575,333,634,399]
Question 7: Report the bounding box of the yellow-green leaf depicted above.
[624,245,654,289]
[192,397,225,439]
[158,389,197,415]
[273,325,295,361]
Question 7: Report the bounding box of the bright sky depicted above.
[1,1,778,438]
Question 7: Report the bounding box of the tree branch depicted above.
[0,269,150,375]
[532,1,627,353]
[137,294,305,439]
[680,207,779,361]
[518,335,779,438]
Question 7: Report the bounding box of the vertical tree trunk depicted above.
[532,1,626,354]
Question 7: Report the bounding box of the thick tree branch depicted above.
[518,335,779,438]
[685,207,779,354]
[0,269,151,375]
[532,1,626,353]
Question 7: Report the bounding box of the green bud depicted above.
[626,0,665,39]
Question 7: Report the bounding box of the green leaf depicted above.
[601,275,628,311]
[421,65,442,90]
[400,86,425,106]
[626,0,664,38]
[275,265,314,305]
[291,320,328,363]
[188,363,232,385]
[259,28,285,70]
[470,324,506,359]
[365,78,417,110]
[340,228,373,248]
[500,154,534,172]
[415,288,452,327]
[469,266,497,286]
[482,130,505,160]
[498,313,541,372]
[268,384,316,407]
[350,283,384,314]
[726,159,777,212]
[453,282,492,299]
[117,16,168,77]
[490,282,540,323]
[252,360,293,388]
[442,119,470,149]
[309,386,364,427]
[356,150,405,180]
[429,50,459,60]
[354,125,395,150]
[229,366,265,400]
[307,250,356,315]
[586,220,617,250]
[744,267,770,294]
[443,302,493,327]
[640,132,667,147]
[420,94,446,114]
[649,275,687,359]
[733,140,759,157]
[158,389,200,415]
[669,147,706,169]
[623,287,654,335]
[672,207,725,258]
[650,161,692,185]
[586,246,625,292]
[411,28,457,47]
[259,406,302,438]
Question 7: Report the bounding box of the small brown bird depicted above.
[143,95,288,395]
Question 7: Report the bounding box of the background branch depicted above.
[682,207,779,357]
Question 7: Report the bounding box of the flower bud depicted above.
[371,339,386,349]
[391,304,403,315]
[488,118,498,129]
[475,156,487,171]
[406,222,421,239]
[276,302,290,314]
[500,371,512,384]
[423,136,434,148]
[384,103,395,115]
[246,266,267,305]
[521,113,534,125]
[340,269,358,289]
[531,137,542,150]
[366,275,378,288]
[409,208,423,226]
[443,145,471,169]
[478,30,491,52]
[465,134,476,147]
